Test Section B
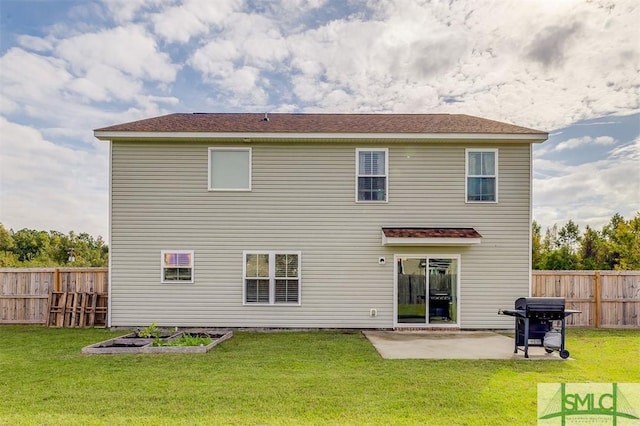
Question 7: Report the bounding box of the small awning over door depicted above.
[381,227,482,246]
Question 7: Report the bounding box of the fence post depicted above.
[594,271,601,328]
[54,268,60,292]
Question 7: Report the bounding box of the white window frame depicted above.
[465,148,498,203]
[242,250,302,306]
[160,250,194,284]
[355,148,389,203]
[208,147,252,191]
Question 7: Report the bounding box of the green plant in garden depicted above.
[161,334,212,347]
[137,324,211,347]
[137,322,160,338]
[137,322,163,346]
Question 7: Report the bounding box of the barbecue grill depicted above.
[429,291,451,320]
[498,297,580,359]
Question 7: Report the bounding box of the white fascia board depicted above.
[94,130,547,143]
[382,235,482,246]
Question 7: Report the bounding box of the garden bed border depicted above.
[82,330,233,354]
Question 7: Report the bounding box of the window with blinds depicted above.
[244,253,270,303]
[356,148,388,202]
[243,251,301,305]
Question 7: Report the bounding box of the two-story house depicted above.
[94,113,547,329]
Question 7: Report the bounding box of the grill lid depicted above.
[515,297,565,313]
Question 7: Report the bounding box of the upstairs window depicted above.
[161,250,194,283]
[356,148,388,202]
[209,147,251,191]
[243,251,301,305]
[466,149,498,202]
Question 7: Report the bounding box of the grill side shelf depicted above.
[498,309,525,317]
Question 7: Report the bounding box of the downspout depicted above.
[528,143,533,297]
[107,140,113,328]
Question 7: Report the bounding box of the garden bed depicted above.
[82,330,233,354]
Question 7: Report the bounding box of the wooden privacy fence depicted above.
[532,271,640,328]
[0,268,108,327]
[1,268,638,328]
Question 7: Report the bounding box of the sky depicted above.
[0,0,638,243]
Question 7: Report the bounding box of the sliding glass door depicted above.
[396,256,459,326]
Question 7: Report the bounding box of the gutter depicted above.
[94,131,548,143]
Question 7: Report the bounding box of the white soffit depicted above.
[381,235,482,246]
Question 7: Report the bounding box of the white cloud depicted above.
[0,48,72,104]
[188,12,289,106]
[533,137,640,230]
[188,12,289,70]
[0,40,179,139]
[56,25,177,82]
[554,135,617,151]
[609,138,640,161]
[0,94,19,114]
[102,0,170,23]
[0,118,109,239]
[172,0,640,130]
[146,95,180,105]
[4,0,638,130]
[271,0,639,129]
[594,136,616,145]
[67,64,142,102]
[152,0,243,43]
[16,35,53,52]
[278,0,327,10]
[153,4,211,43]
[189,39,239,74]
[533,158,568,174]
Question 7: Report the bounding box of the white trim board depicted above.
[382,236,481,246]
[95,131,547,143]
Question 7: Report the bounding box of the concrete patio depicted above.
[363,330,572,360]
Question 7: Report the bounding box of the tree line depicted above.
[0,224,108,267]
[532,212,640,270]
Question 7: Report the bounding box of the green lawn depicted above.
[0,326,638,425]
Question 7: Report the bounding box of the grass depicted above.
[160,333,212,347]
[0,326,638,425]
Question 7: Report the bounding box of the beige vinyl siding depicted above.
[110,140,531,328]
